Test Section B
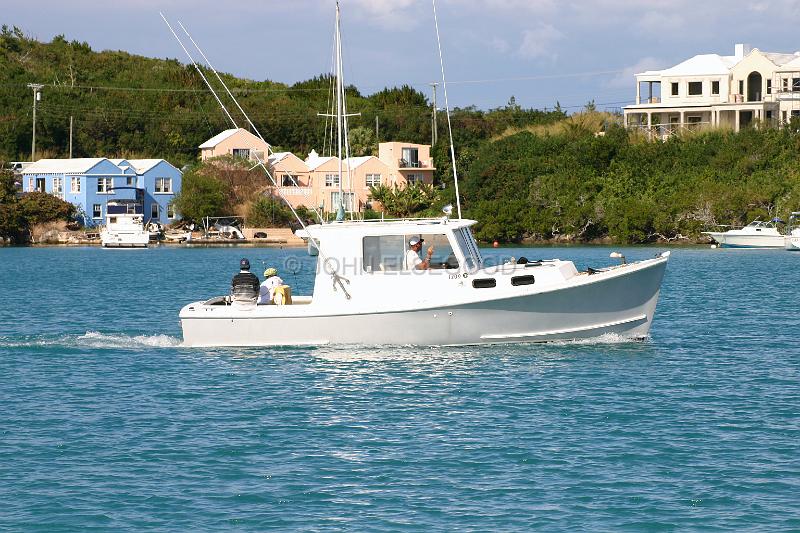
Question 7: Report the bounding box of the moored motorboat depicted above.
[100,198,150,248]
[703,219,785,248]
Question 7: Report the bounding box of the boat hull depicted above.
[703,232,785,248]
[101,230,150,248]
[180,257,667,347]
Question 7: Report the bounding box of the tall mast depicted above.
[335,2,345,221]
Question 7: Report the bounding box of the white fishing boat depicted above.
[785,212,800,251]
[703,219,785,248]
[100,197,150,248]
[167,3,670,347]
[179,217,669,347]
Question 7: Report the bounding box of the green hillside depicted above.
[0,26,563,168]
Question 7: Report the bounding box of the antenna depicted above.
[432,0,462,219]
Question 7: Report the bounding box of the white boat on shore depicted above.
[179,218,669,347]
[702,219,785,248]
[100,198,150,248]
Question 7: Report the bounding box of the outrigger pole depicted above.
[159,13,325,228]
[432,0,462,219]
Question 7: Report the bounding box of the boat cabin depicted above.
[295,218,489,308]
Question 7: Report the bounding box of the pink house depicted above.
[199,128,270,161]
[266,142,435,214]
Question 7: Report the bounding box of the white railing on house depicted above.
[276,187,312,197]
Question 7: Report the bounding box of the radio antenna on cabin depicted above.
[432,0,462,219]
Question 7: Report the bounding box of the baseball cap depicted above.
[240,258,250,270]
[409,237,424,246]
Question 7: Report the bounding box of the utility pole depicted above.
[27,83,43,161]
[430,82,438,145]
[69,116,73,158]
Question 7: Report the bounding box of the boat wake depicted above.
[549,332,649,346]
[0,331,182,350]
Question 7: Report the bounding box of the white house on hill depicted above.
[624,44,800,136]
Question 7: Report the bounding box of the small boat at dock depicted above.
[100,197,150,248]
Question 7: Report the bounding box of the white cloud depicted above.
[605,57,669,88]
[344,0,420,30]
[517,24,563,60]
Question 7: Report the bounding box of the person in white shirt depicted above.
[405,237,434,270]
[259,267,284,304]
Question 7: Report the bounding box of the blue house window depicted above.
[97,177,112,193]
[92,204,102,219]
[155,178,172,193]
[151,203,159,220]
[126,176,135,186]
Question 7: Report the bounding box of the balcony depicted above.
[398,158,433,169]
[276,186,312,197]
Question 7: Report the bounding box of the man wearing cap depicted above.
[406,237,435,270]
[231,258,260,304]
[259,267,285,305]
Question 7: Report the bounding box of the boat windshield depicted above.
[457,227,482,270]
[747,220,775,229]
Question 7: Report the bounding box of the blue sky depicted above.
[4,0,800,111]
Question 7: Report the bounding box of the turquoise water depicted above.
[1,245,799,531]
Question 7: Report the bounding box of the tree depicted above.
[172,168,229,222]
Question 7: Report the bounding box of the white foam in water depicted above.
[550,332,648,346]
[0,332,182,349]
[77,331,182,349]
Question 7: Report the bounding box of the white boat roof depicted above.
[298,218,477,237]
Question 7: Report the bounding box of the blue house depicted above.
[111,159,182,225]
[22,158,182,226]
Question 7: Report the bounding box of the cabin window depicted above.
[151,203,159,220]
[671,82,679,96]
[409,233,458,269]
[155,178,172,193]
[97,177,112,194]
[363,233,459,272]
[366,173,382,187]
[53,177,63,194]
[688,81,702,96]
[71,177,81,193]
[92,204,102,219]
[711,81,720,95]
[325,174,340,187]
[363,235,406,272]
